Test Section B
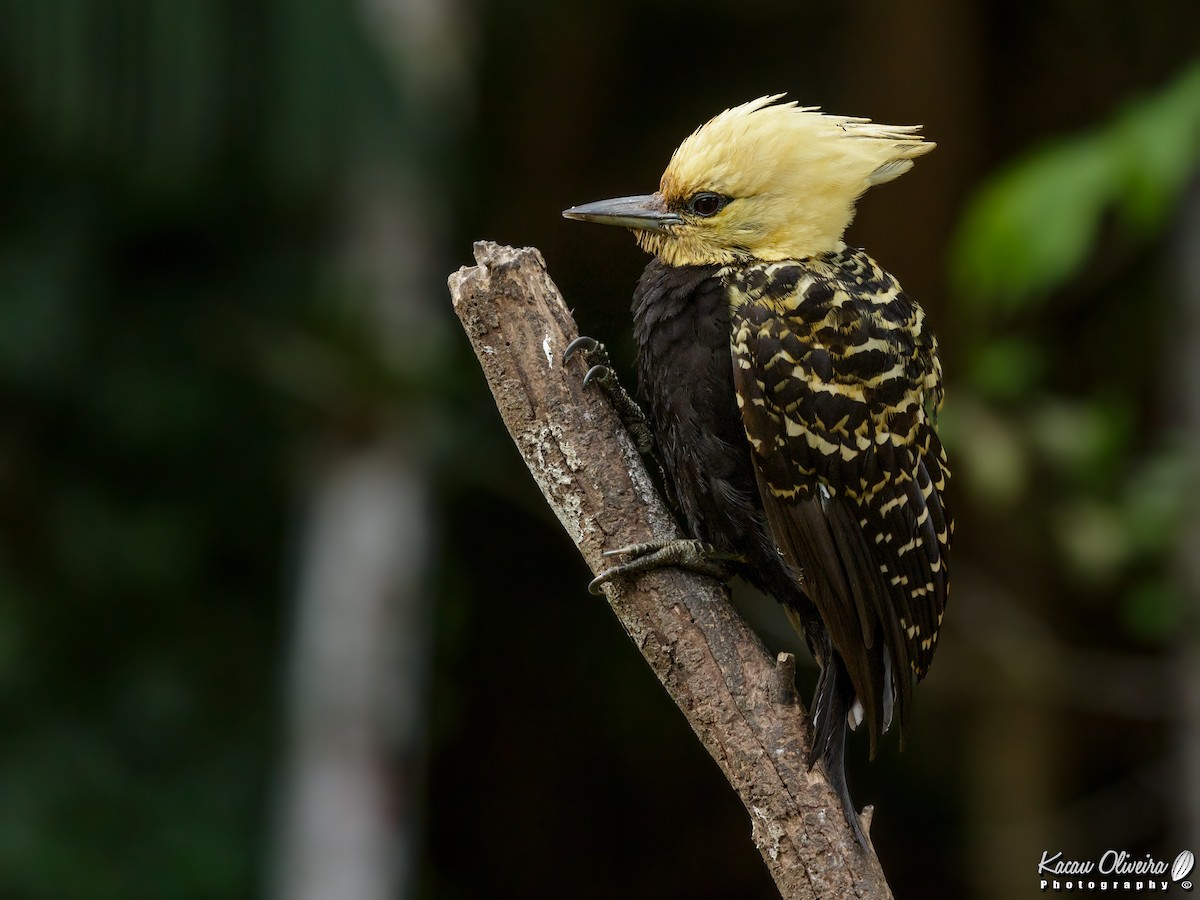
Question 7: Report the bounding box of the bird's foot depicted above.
[588,538,742,595]
[563,336,656,456]
[562,334,611,375]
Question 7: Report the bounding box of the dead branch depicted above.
[447,241,894,900]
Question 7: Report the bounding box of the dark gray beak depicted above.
[562,193,681,232]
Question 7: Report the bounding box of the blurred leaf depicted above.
[1049,442,1197,590]
[1112,61,1200,234]
[952,58,1200,311]
[964,336,1046,401]
[939,397,1029,508]
[951,133,1117,310]
[1052,497,1132,585]
[1120,445,1198,555]
[1120,579,1182,641]
[1025,395,1132,488]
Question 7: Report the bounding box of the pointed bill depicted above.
[562,194,681,232]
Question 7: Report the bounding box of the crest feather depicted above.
[651,95,934,264]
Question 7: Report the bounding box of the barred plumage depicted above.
[727,247,951,749]
[564,95,952,845]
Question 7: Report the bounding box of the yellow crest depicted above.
[641,95,934,265]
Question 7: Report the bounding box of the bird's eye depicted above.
[687,192,729,217]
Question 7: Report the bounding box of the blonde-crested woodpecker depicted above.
[563,95,952,845]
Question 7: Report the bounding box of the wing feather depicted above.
[729,251,952,750]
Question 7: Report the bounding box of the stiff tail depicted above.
[807,656,869,848]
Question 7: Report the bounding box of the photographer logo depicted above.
[1038,849,1194,893]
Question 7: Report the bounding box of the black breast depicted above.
[631,259,779,577]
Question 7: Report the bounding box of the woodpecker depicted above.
[563,95,952,845]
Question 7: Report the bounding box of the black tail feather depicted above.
[807,656,868,848]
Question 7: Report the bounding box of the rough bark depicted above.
[447,241,894,900]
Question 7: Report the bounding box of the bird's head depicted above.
[564,95,934,267]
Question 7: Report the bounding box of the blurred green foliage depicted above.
[949,58,1200,638]
[953,59,1200,309]
[0,2,413,898]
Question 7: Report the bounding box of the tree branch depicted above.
[447,241,894,900]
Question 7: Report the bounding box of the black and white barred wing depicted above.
[728,259,952,749]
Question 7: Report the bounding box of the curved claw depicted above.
[583,365,612,388]
[588,544,646,593]
[589,542,656,594]
[587,572,613,595]
[563,335,599,365]
[601,542,656,559]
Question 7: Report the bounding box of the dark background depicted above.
[1,1,1199,898]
